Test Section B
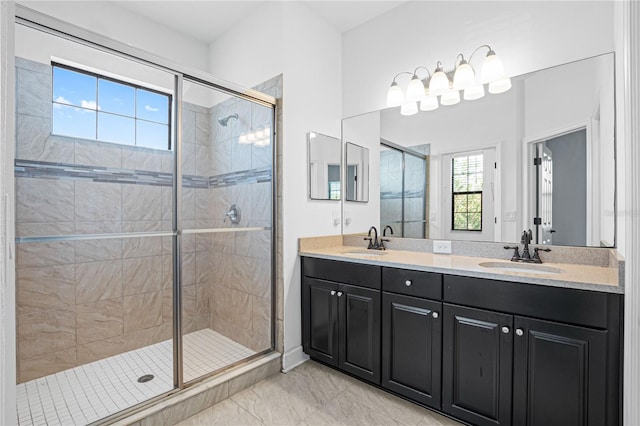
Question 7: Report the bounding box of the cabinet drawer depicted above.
[383,267,442,299]
[303,257,381,289]
[444,275,609,329]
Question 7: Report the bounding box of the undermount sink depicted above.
[342,249,389,256]
[478,261,563,275]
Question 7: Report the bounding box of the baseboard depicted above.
[282,345,309,373]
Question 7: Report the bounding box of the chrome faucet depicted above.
[504,229,551,263]
[364,226,380,250]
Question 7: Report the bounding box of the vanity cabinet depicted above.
[381,267,443,409]
[302,258,382,384]
[301,256,622,426]
[442,304,513,426]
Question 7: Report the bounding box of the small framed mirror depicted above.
[308,132,342,200]
[345,142,370,202]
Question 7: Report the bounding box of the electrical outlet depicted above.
[433,240,452,254]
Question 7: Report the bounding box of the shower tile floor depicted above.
[16,328,256,426]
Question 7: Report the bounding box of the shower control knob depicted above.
[502,326,510,334]
[330,291,336,296]
[405,280,412,286]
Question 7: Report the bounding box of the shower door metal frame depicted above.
[14,4,278,423]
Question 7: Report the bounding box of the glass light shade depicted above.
[405,75,425,102]
[247,132,256,142]
[239,133,250,144]
[453,62,475,90]
[255,138,270,147]
[400,101,418,116]
[428,70,450,96]
[255,128,265,138]
[419,94,439,111]
[488,77,512,94]
[264,127,271,137]
[386,81,404,107]
[481,51,505,83]
[464,84,485,100]
[441,89,461,106]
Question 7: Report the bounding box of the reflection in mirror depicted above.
[380,141,429,238]
[308,132,341,200]
[342,53,616,247]
[345,142,370,202]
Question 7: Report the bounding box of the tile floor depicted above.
[16,329,255,426]
[177,360,464,426]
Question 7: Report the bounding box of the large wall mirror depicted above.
[341,53,616,248]
[308,132,341,200]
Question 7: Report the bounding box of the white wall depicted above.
[281,2,342,369]
[0,1,16,424]
[16,1,209,72]
[342,1,614,118]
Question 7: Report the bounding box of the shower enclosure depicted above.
[380,141,428,238]
[13,9,277,426]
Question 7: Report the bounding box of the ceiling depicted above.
[114,1,406,44]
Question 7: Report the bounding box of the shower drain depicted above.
[137,374,154,383]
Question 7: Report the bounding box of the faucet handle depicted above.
[532,247,551,263]
[363,237,374,249]
[504,245,521,262]
[379,238,390,250]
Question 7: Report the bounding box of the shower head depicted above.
[218,113,238,127]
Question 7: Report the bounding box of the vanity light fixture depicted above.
[239,125,271,146]
[385,44,511,113]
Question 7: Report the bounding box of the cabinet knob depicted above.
[515,328,524,336]
[405,280,412,286]
[330,290,336,296]
[501,326,510,334]
[337,291,343,297]
[432,312,439,319]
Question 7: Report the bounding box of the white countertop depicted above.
[299,245,623,294]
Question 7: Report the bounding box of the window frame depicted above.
[451,154,484,232]
[51,62,173,150]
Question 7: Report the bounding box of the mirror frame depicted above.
[344,141,370,203]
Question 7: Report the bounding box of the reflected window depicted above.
[451,154,483,231]
[52,63,171,150]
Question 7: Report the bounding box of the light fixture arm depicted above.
[391,71,414,82]
[468,44,494,64]
[412,66,432,80]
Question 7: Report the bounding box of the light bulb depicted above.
[255,128,265,138]
[400,101,418,116]
[453,61,475,90]
[255,139,270,147]
[386,81,404,107]
[429,68,450,96]
[419,94,439,111]
[405,75,425,102]
[239,133,250,144]
[441,89,461,106]
[489,77,512,94]
[248,132,256,142]
[464,84,485,100]
[482,50,505,83]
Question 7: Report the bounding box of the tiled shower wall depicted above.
[14,57,278,383]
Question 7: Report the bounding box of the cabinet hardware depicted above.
[501,326,510,334]
[405,280,412,286]
[432,312,439,319]
[515,328,524,336]
[331,290,336,296]
[337,291,343,297]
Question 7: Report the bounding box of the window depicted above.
[52,63,171,150]
[451,154,483,231]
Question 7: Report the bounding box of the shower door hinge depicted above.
[533,157,542,166]
[533,217,542,225]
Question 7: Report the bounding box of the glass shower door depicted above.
[380,145,404,236]
[179,79,274,383]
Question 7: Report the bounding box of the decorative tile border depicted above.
[14,159,271,189]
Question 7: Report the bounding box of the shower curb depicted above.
[108,351,282,426]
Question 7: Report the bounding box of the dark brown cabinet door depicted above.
[382,292,442,409]
[302,277,339,366]
[513,316,608,426]
[339,283,381,384]
[443,303,513,426]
